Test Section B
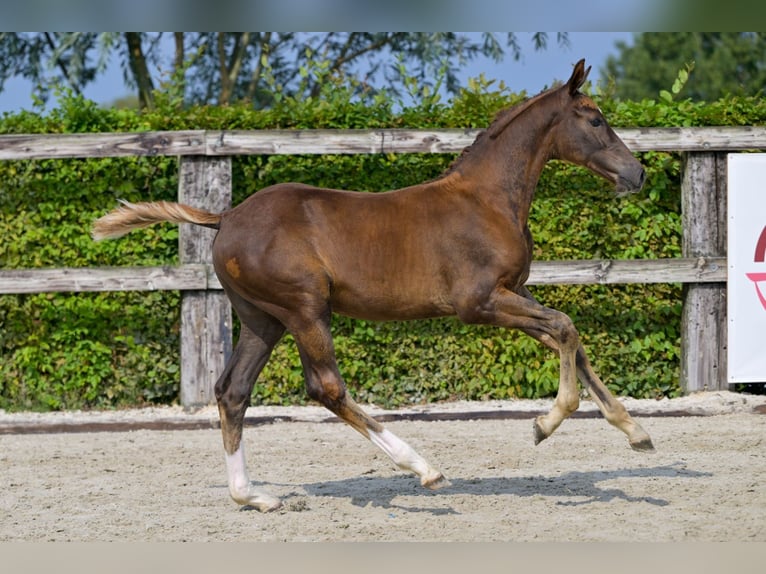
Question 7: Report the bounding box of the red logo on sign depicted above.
[746,225,766,310]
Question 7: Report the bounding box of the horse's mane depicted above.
[438,83,562,179]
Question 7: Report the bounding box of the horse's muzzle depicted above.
[616,166,646,197]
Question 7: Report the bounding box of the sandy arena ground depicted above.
[1,391,764,542]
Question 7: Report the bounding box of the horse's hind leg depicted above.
[290,314,449,490]
[215,303,285,511]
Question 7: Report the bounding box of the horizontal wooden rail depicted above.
[0,131,208,159]
[0,258,727,294]
[0,265,213,294]
[528,256,726,285]
[1,126,766,160]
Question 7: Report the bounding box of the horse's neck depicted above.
[459,115,554,225]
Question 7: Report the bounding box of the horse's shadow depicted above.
[267,462,711,515]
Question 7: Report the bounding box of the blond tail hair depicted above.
[92,200,222,240]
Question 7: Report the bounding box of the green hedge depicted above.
[2,77,765,411]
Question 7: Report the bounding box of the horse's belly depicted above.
[330,281,454,322]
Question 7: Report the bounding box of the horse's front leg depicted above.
[574,347,655,451]
[528,314,581,445]
[458,286,582,443]
[517,287,654,452]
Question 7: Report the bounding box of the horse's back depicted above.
[212,182,462,320]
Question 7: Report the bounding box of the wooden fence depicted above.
[2,126,765,406]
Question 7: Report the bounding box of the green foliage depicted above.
[0,33,568,110]
[659,62,694,103]
[2,80,764,411]
[603,33,766,102]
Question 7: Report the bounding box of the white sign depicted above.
[728,153,766,382]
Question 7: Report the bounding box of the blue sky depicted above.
[0,32,633,114]
[459,32,633,91]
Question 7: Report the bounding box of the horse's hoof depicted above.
[243,498,282,513]
[234,492,283,513]
[259,497,283,512]
[533,417,549,445]
[422,473,451,490]
[630,437,656,453]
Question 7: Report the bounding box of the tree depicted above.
[602,32,766,101]
[0,33,109,102]
[0,32,568,110]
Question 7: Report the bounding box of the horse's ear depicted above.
[567,59,591,96]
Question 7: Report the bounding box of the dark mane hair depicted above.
[437,85,561,180]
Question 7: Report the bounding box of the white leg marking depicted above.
[225,445,251,498]
[368,428,450,489]
[224,445,281,511]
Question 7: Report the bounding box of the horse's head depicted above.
[552,59,645,196]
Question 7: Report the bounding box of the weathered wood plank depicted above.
[209,127,766,155]
[178,157,233,408]
[2,126,766,161]
[0,258,727,294]
[526,257,726,285]
[207,129,482,155]
[178,156,231,261]
[180,292,232,407]
[0,265,209,294]
[618,126,766,152]
[0,131,208,160]
[680,152,729,392]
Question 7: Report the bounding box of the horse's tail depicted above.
[92,200,222,240]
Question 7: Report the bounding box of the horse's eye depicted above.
[590,118,603,128]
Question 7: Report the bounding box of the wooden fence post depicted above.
[680,151,729,392]
[178,156,233,408]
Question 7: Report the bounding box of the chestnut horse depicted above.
[94,59,654,512]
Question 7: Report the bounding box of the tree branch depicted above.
[219,32,250,105]
[330,34,393,71]
[44,32,81,94]
[216,33,231,105]
[308,33,393,98]
[125,33,155,110]
[246,32,272,104]
[173,32,185,71]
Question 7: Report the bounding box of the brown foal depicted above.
[94,59,654,512]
